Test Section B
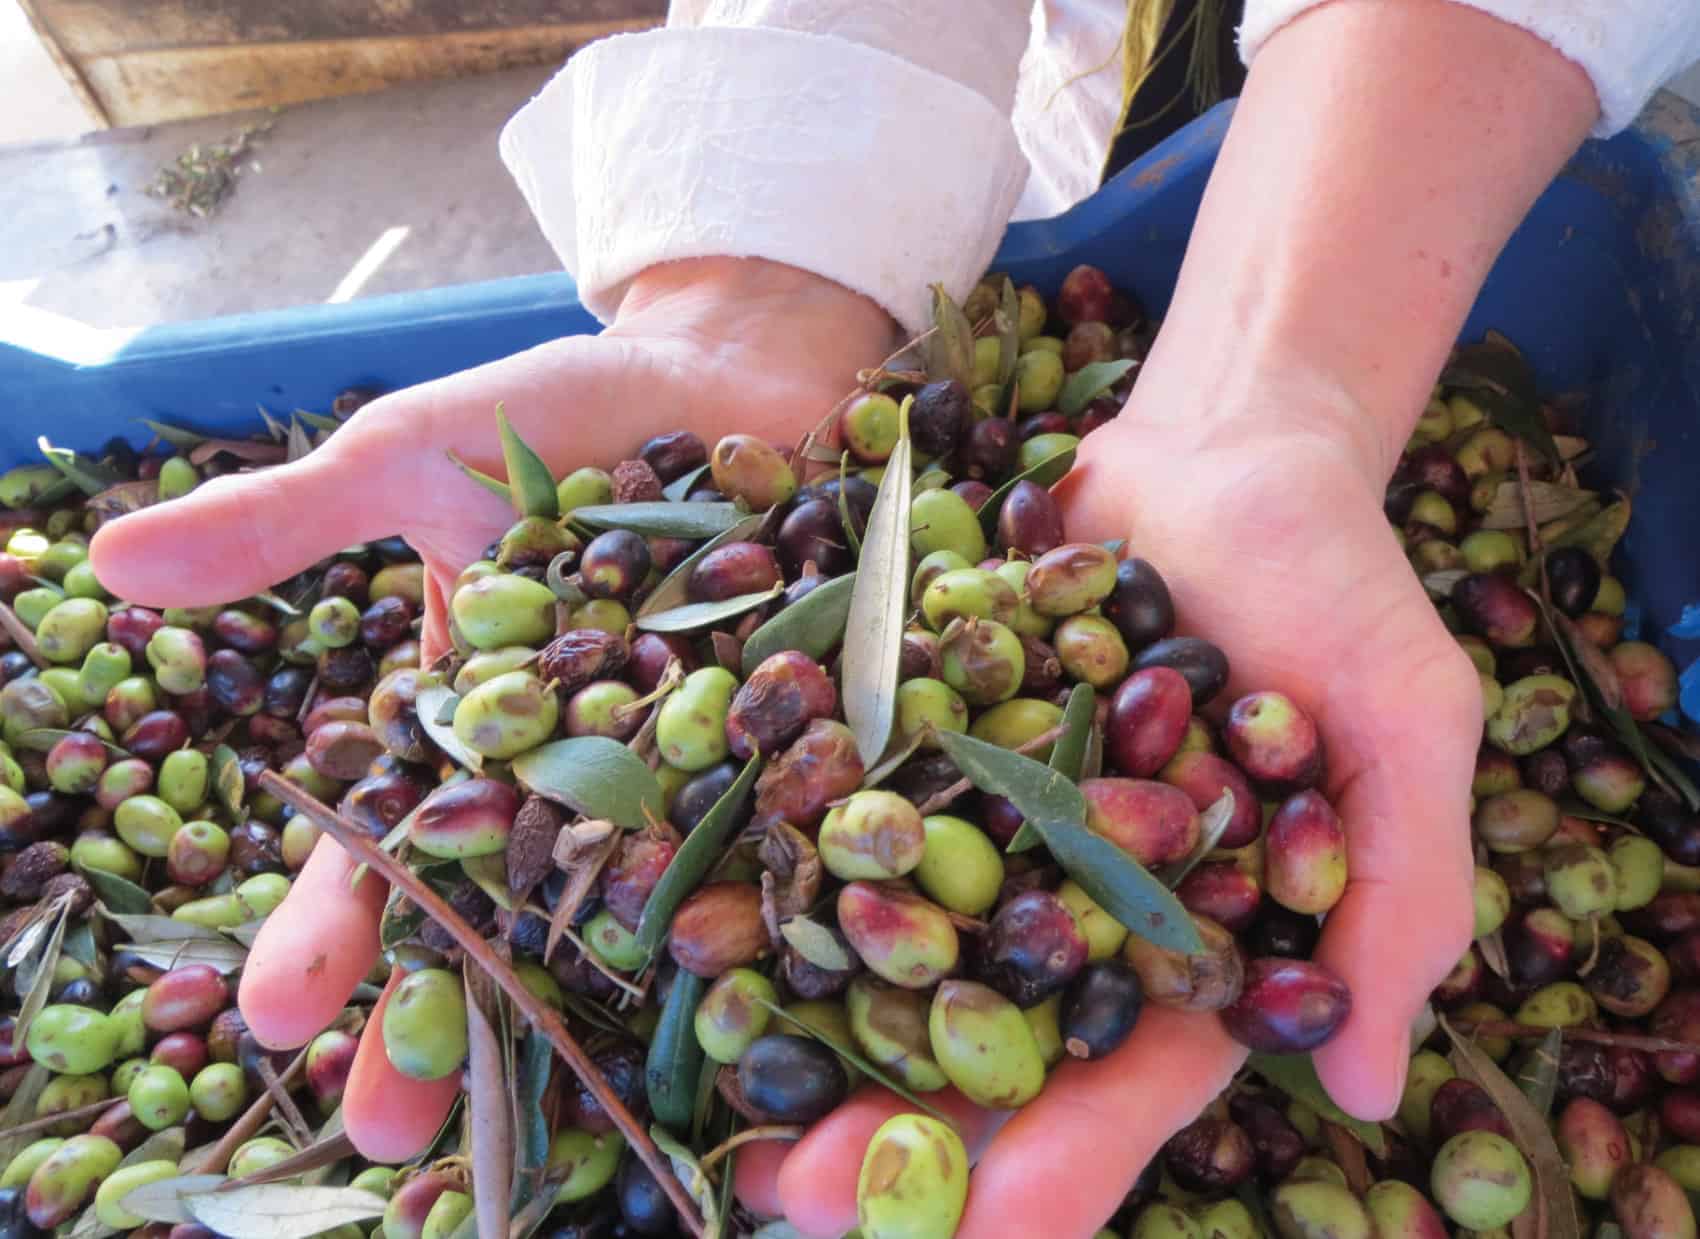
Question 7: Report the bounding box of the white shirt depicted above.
[499,0,1700,336]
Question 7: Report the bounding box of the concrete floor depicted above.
[0,64,561,329]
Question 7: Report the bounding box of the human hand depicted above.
[87,256,897,1161]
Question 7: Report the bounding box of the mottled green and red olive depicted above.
[381,967,468,1081]
[1082,776,1200,868]
[410,777,519,859]
[1225,690,1323,790]
[22,1133,120,1228]
[927,979,1045,1108]
[383,1170,461,1239]
[1263,790,1348,916]
[694,967,776,1064]
[668,882,770,978]
[579,529,651,602]
[819,789,926,881]
[710,434,796,511]
[857,1113,969,1239]
[838,881,959,989]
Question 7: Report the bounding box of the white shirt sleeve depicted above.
[1239,0,1700,139]
[499,1,1035,335]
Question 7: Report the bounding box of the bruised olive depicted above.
[725,650,836,760]
[976,889,1090,1008]
[688,541,781,604]
[1166,1116,1255,1192]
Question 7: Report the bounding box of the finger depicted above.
[956,1007,1245,1239]
[731,1138,792,1222]
[770,1087,1000,1239]
[419,558,456,669]
[1312,644,1480,1120]
[341,971,461,1163]
[238,833,387,1050]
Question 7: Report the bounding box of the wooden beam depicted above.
[12,0,111,128]
[77,19,658,128]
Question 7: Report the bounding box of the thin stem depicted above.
[1452,1020,1700,1056]
[0,601,47,669]
[258,770,705,1238]
[699,1125,804,1176]
[181,1042,309,1175]
[0,1095,121,1141]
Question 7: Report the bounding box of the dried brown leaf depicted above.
[465,970,513,1239]
[758,822,822,924]
[507,797,565,901]
[545,830,619,964]
[188,439,288,466]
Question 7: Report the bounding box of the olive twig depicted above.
[0,600,48,669]
[0,1094,123,1142]
[181,1041,310,1175]
[257,769,707,1239]
[1451,1020,1700,1056]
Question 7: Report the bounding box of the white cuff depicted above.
[1239,0,1700,138]
[499,25,1029,336]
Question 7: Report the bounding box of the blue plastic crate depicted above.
[2,96,1697,725]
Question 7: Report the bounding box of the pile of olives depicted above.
[0,415,438,1237]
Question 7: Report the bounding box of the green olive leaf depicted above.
[186,1184,388,1239]
[1442,340,1560,467]
[139,419,209,450]
[936,730,1202,954]
[1247,1054,1388,1157]
[995,278,1021,386]
[1008,682,1095,852]
[634,755,763,961]
[512,1031,554,1209]
[778,916,852,972]
[1440,1015,1582,1239]
[691,1051,720,1148]
[646,969,707,1131]
[570,503,746,540]
[119,937,249,974]
[977,445,1078,539]
[379,886,426,950]
[637,514,766,618]
[99,911,226,942]
[740,573,856,678]
[1477,481,1597,531]
[842,401,912,768]
[38,437,126,496]
[84,869,155,915]
[1057,359,1136,418]
[414,683,484,773]
[649,1125,722,1235]
[446,450,512,504]
[837,452,864,558]
[512,737,664,830]
[634,584,783,635]
[1158,790,1237,888]
[923,284,975,391]
[12,896,69,1048]
[752,995,956,1128]
[60,919,96,967]
[494,405,560,520]
[211,744,246,821]
[662,463,712,504]
[295,411,341,433]
[0,1065,52,1162]
[1515,1027,1563,1118]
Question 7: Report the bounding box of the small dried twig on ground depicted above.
[146,121,274,218]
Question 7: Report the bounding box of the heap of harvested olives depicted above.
[0,407,435,1238]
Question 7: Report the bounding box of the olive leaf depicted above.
[936,731,1202,954]
[740,573,856,678]
[224,1125,354,1188]
[285,420,314,464]
[120,937,248,974]
[13,896,70,1046]
[84,869,155,915]
[995,278,1020,386]
[1440,1016,1582,1239]
[116,1175,228,1224]
[1058,360,1136,418]
[1247,1054,1388,1157]
[1009,682,1095,852]
[634,756,763,961]
[379,887,424,950]
[186,1184,388,1239]
[837,453,864,557]
[1421,570,1469,601]
[1442,340,1560,467]
[923,284,975,391]
[445,450,511,504]
[0,1065,51,1162]
[255,405,288,441]
[647,969,707,1130]
[778,917,852,972]
[140,419,208,449]
[15,728,130,760]
[859,727,929,791]
[636,514,766,619]
[662,463,712,503]
[1515,1027,1563,1118]
[977,445,1078,539]
[753,996,956,1128]
[691,1051,721,1148]
[295,411,341,433]
[1158,790,1238,888]
[512,737,664,830]
[463,971,513,1239]
[39,437,125,496]
[570,502,746,540]
[87,480,164,522]
[511,1030,554,1212]
[1478,481,1597,530]
[494,405,560,520]
[650,1125,722,1235]
[100,911,225,943]
[414,683,484,773]
[211,744,247,821]
[635,584,783,635]
[842,400,912,768]
[1541,497,1631,568]
[60,920,96,967]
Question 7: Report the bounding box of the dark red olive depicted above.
[123,710,190,760]
[229,819,284,876]
[1018,412,1071,440]
[600,826,679,932]
[107,607,166,659]
[1555,1040,1615,1107]
[1429,1077,1513,1144]
[1519,748,1569,797]
[1106,667,1191,777]
[1506,907,1574,987]
[1175,862,1261,933]
[1131,638,1229,707]
[960,419,1018,481]
[212,610,278,654]
[340,772,427,840]
[1639,788,1700,867]
[737,1035,848,1123]
[1059,960,1143,1060]
[359,596,414,649]
[1546,547,1603,619]
[1244,906,1321,960]
[316,645,374,695]
[206,649,264,716]
[1228,1093,1307,1184]
[560,1040,648,1134]
[1605,1045,1656,1114]
[263,666,314,718]
[688,541,781,604]
[1219,957,1351,1053]
[776,499,853,579]
[996,481,1064,556]
[1101,558,1174,654]
[627,633,698,694]
[669,762,740,836]
[978,794,1025,848]
[1661,1089,1700,1142]
[976,889,1090,1008]
[639,430,708,483]
[951,480,995,511]
[1452,572,1540,647]
[580,530,651,602]
[1651,989,1700,1084]
[1165,1117,1255,1192]
[320,561,369,605]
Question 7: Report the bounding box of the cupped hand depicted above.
[737,370,1480,1239]
[87,257,897,1162]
